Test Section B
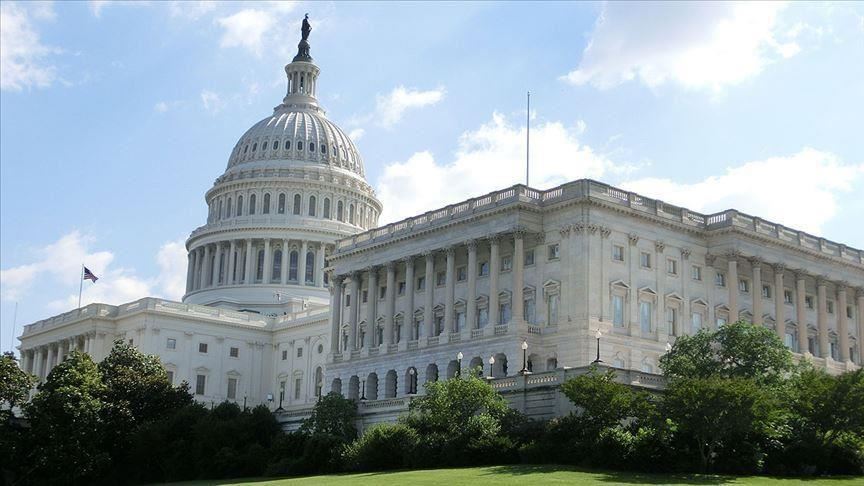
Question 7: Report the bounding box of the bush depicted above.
[343,423,419,471]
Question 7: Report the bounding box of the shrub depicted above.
[343,423,419,471]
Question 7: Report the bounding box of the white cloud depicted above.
[349,128,365,142]
[0,232,188,313]
[621,148,864,235]
[154,101,169,113]
[563,2,803,92]
[200,89,224,114]
[376,112,621,223]
[89,0,110,18]
[168,0,216,20]
[216,9,276,55]
[374,86,446,127]
[0,2,57,91]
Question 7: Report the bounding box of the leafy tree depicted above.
[660,321,793,386]
[1,351,36,413]
[1,352,37,484]
[300,391,357,441]
[343,423,420,471]
[560,366,653,434]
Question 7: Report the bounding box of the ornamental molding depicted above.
[628,233,639,246]
[680,248,691,260]
[655,240,666,253]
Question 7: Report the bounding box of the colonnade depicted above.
[20,332,103,381]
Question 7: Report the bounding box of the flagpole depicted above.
[526,91,530,186]
[78,264,84,309]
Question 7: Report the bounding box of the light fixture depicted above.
[592,329,603,364]
[520,340,530,374]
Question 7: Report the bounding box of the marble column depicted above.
[299,240,309,285]
[280,239,289,285]
[245,239,254,284]
[329,276,343,355]
[424,252,435,337]
[817,278,829,358]
[191,249,200,290]
[228,240,237,285]
[751,258,762,325]
[35,347,45,380]
[263,239,273,284]
[796,273,808,354]
[727,255,739,323]
[45,344,55,377]
[489,237,500,327]
[366,267,378,347]
[186,253,194,293]
[466,240,477,330]
[512,231,525,326]
[212,243,223,286]
[315,244,325,287]
[774,264,786,343]
[837,284,849,362]
[404,257,415,338]
[444,247,455,333]
[202,245,211,289]
[385,262,396,346]
[349,273,360,351]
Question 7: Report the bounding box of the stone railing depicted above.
[332,179,861,264]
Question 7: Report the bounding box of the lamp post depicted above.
[276,390,284,412]
[456,351,463,377]
[267,393,274,411]
[360,378,367,401]
[408,368,416,394]
[488,355,495,380]
[243,395,248,411]
[665,342,672,353]
[592,330,603,364]
[520,340,530,375]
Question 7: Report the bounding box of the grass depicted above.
[162,464,863,486]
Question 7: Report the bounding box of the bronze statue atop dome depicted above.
[301,13,311,41]
[293,14,313,62]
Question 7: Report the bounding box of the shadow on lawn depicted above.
[479,464,738,485]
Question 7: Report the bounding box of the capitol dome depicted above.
[183,17,381,314]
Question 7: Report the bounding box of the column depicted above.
[837,284,849,362]
[404,257,415,337]
[751,258,762,325]
[228,240,237,285]
[384,262,396,346]
[280,239,289,285]
[705,254,716,329]
[299,240,308,285]
[817,278,829,358]
[245,239,254,284]
[186,253,194,293]
[489,237,500,327]
[773,264,786,343]
[20,350,30,375]
[202,245,211,289]
[857,290,864,365]
[366,267,378,347]
[512,231,525,326]
[315,244,325,287]
[45,344,55,377]
[35,347,45,380]
[424,252,435,337]
[444,247,455,333]
[628,234,639,336]
[263,239,273,284]
[796,273,808,354]
[329,276,343,355]
[191,248,201,290]
[466,240,477,329]
[349,272,360,351]
[727,255,738,323]
[212,243,223,286]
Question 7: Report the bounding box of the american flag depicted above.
[83,267,99,282]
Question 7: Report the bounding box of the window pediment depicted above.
[610,279,629,290]
[665,292,683,302]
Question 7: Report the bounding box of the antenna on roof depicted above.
[526,91,530,186]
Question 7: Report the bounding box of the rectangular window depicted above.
[279,381,286,402]
[281,350,288,360]
[827,301,834,314]
[547,294,559,326]
[477,307,489,328]
[666,307,677,334]
[345,294,351,306]
[478,261,489,277]
[806,296,814,309]
[501,255,512,272]
[229,347,239,358]
[525,249,535,266]
[716,317,728,328]
[362,290,368,303]
[166,338,176,350]
[640,252,651,269]
[436,271,446,286]
[848,306,854,319]
[198,343,208,353]
[195,374,206,395]
[524,298,535,324]
[691,265,702,281]
[784,289,793,304]
[640,301,653,333]
[457,266,467,282]
[227,378,237,399]
[379,286,386,299]
[297,347,303,358]
[666,259,678,275]
[294,378,302,400]
[456,311,466,331]
[398,281,406,295]
[166,370,174,384]
[691,312,703,334]
[547,244,560,261]
[739,279,750,293]
[434,315,444,335]
[499,302,512,324]
[762,285,772,299]
[417,276,426,291]
[715,272,726,287]
[613,295,624,328]
[784,332,795,349]
[612,245,624,262]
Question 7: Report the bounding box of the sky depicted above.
[2,1,863,355]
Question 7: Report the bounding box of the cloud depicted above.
[348,128,365,142]
[168,0,216,20]
[0,2,58,91]
[562,2,804,92]
[216,9,277,55]
[374,86,446,127]
[154,101,169,113]
[621,148,864,235]
[0,232,188,313]
[375,112,621,223]
[200,89,224,114]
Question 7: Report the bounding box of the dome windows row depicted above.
[207,190,379,229]
[231,135,361,174]
[242,140,328,155]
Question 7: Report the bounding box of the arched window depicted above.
[243,144,249,154]
[286,140,291,150]
[309,142,315,152]
[273,140,279,151]
[237,195,243,216]
[263,194,270,214]
[278,194,286,214]
[256,249,265,281]
[323,198,331,219]
[217,199,222,220]
[262,141,268,151]
[252,142,257,152]
[297,141,303,151]
[226,197,232,218]
[315,367,323,397]
[249,194,257,215]
[289,251,299,282]
[321,144,327,155]
[293,194,301,215]
[305,251,314,284]
[349,204,355,224]
[308,196,316,216]
[272,250,282,283]
[337,201,344,221]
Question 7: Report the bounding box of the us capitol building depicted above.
[16,21,864,426]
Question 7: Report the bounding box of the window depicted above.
[198,343,208,353]
[398,281,406,295]
[848,306,854,319]
[434,315,444,335]
[293,194,301,215]
[294,378,302,400]
[345,294,351,306]
[547,293,560,325]
[501,255,512,272]
[297,347,303,358]
[640,252,651,269]
[262,141,268,151]
[286,140,291,150]
[436,271,446,286]
[479,261,489,276]
[691,312,703,334]
[525,249,535,266]
[784,289,793,304]
[378,286,386,300]
[362,290,368,303]
[455,311,466,332]
[524,297,535,324]
[279,381,286,402]
[297,141,303,151]
[273,140,279,150]
[249,194,256,215]
[323,198,331,218]
[278,193,286,214]
[229,347,239,358]
[715,272,726,287]
[716,316,728,328]
[691,265,702,281]
[263,193,270,214]
[309,142,315,152]
[337,201,344,221]
[666,259,678,275]
[640,301,653,333]
[166,370,174,384]
[237,195,243,216]
[613,295,625,328]
[666,307,678,335]
[499,302,512,324]
[547,244,560,260]
[827,301,834,314]
[321,144,326,154]
[477,307,489,328]
[281,350,288,360]
[166,338,176,350]
[289,251,299,282]
[195,375,206,395]
[305,251,314,283]
[256,249,265,281]
[252,142,257,152]
[739,279,750,293]
[417,276,426,291]
[227,378,237,399]
[349,204,355,224]
[309,196,317,216]
[456,266,467,282]
[612,245,624,262]
[784,332,795,350]
[805,296,814,309]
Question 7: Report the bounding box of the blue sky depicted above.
[2,1,863,354]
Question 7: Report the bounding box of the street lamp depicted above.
[408,368,416,394]
[665,342,673,353]
[360,378,367,401]
[243,395,248,411]
[456,351,463,377]
[488,355,495,380]
[267,393,274,411]
[520,340,530,375]
[592,329,603,364]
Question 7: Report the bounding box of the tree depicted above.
[560,366,652,434]
[1,352,37,484]
[1,351,36,413]
[660,321,793,386]
[299,392,357,441]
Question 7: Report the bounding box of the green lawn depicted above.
[163,465,863,486]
